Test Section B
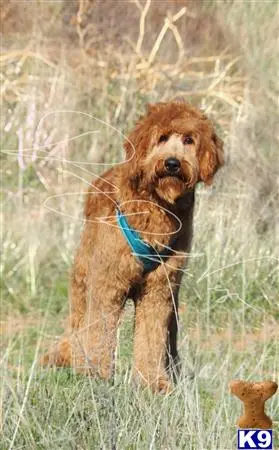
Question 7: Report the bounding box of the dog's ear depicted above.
[123,121,143,160]
[199,132,224,185]
[123,120,159,191]
[123,134,136,160]
[124,121,159,160]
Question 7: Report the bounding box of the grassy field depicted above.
[1,0,279,449]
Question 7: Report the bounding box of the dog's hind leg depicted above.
[70,272,130,380]
[166,272,183,381]
[69,258,88,330]
[166,305,181,381]
[41,237,90,368]
[40,264,86,368]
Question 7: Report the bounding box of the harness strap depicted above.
[116,207,173,272]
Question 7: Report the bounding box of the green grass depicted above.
[1,307,278,449]
[1,0,279,448]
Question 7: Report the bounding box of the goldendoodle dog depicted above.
[42,100,224,392]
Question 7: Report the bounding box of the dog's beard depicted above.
[155,176,186,204]
[151,161,197,204]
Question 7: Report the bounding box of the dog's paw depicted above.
[40,350,68,367]
[156,377,174,395]
[40,352,51,366]
[40,338,72,367]
[133,368,174,394]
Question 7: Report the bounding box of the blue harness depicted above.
[116,207,173,272]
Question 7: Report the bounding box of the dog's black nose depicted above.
[165,157,180,172]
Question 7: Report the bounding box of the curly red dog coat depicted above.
[42,100,224,392]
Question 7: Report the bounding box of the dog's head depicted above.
[124,100,224,204]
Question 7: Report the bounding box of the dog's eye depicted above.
[183,135,194,145]
[158,134,169,143]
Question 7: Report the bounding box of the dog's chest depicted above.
[122,203,189,252]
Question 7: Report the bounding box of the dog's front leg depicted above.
[72,290,125,380]
[133,276,176,393]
